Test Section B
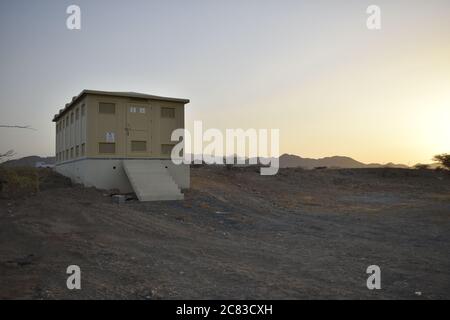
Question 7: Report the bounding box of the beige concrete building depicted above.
[53,90,190,201]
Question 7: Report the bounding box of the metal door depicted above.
[126,104,151,157]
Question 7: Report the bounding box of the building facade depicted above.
[53,90,190,200]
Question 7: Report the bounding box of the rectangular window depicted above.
[161,144,174,155]
[161,107,175,118]
[70,112,74,124]
[70,147,74,158]
[76,145,79,157]
[65,150,69,160]
[62,119,65,128]
[99,102,116,114]
[131,141,147,152]
[99,142,116,154]
[81,143,85,156]
[75,108,79,120]
[81,104,85,117]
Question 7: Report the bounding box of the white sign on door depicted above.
[106,132,115,143]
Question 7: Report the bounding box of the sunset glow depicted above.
[0,0,449,165]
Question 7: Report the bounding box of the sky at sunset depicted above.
[0,0,449,165]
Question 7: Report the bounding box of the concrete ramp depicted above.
[123,160,184,201]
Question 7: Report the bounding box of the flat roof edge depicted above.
[52,90,189,122]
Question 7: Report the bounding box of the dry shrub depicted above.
[414,164,429,170]
[0,166,39,198]
[199,202,210,209]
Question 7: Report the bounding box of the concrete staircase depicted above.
[123,160,184,201]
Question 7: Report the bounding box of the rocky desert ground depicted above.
[0,165,449,299]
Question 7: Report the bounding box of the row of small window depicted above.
[57,144,85,162]
[56,104,85,133]
[98,142,174,154]
[99,102,176,118]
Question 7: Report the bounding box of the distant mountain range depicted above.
[278,154,409,169]
[187,153,410,169]
[0,156,55,167]
[1,154,409,169]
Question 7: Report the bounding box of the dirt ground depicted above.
[0,166,449,299]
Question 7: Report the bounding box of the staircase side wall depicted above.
[161,160,190,189]
[54,158,189,192]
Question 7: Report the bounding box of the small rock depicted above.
[415,291,422,296]
[112,195,126,204]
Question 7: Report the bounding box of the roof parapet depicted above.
[52,89,189,122]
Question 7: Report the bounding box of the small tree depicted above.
[433,153,450,170]
[0,124,34,163]
[0,150,15,163]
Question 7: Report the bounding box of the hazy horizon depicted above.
[1,0,449,165]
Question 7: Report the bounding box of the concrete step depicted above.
[123,160,184,201]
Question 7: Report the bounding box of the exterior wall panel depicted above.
[83,94,185,159]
